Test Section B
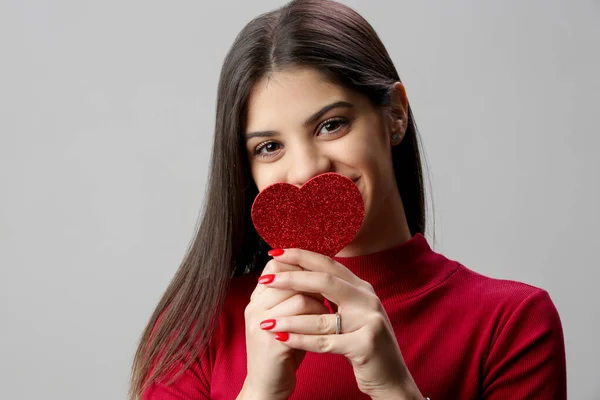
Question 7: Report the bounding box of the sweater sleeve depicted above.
[482,289,567,399]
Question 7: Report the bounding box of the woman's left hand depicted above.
[257,248,423,400]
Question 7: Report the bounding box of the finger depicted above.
[266,312,359,335]
[252,259,324,306]
[258,287,325,310]
[271,248,364,287]
[265,293,329,318]
[251,259,303,300]
[274,330,356,356]
[261,271,360,305]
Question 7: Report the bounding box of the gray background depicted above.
[1,0,598,399]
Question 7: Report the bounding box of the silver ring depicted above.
[335,312,341,334]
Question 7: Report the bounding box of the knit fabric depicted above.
[142,233,567,399]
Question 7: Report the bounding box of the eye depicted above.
[253,141,281,159]
[317,117,349,136]
[251,117,351,160]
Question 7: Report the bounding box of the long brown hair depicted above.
[129,0,431,398]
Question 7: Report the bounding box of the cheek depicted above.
[248,162,264,191]
[250,163,283,192]
[346,135,386,176]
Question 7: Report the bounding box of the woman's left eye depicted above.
[317,118,349,136]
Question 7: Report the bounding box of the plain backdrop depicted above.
[1,0,599,399]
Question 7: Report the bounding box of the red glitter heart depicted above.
[251,172,365,257]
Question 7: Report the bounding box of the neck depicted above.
[332,232,454,302]
[336,184,412,257]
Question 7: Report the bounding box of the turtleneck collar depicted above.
[333,233,459,301]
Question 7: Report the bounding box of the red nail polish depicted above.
[258,274,275,284]
[268,249,284,257]
[274,332,289,342]
[260,319,276,330]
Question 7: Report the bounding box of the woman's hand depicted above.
[256,248,423,400]
[240,258,329,400]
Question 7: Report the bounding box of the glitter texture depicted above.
[251,172,365,257]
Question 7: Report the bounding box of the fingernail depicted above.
[260,319,276,330]
[268,249,284,257]
[258,274,275,284]
[274,332,289,342]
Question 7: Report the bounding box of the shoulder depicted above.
[445,263,564,346]
[430,255,564,340]
[449,262,557,311]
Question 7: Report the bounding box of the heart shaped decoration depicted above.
[251,172,365,257]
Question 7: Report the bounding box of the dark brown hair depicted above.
[129,0,430,398]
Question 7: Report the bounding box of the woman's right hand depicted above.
[239,258,330,400]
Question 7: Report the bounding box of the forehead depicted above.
[245,68,355,129]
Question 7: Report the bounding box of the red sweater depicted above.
[143,234,567,399]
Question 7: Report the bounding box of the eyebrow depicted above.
[245,100,355,141]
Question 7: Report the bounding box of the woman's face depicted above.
[244,67,410,254]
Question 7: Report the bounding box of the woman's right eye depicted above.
[254,141,281,158]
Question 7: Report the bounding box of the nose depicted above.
[287,142,332,187]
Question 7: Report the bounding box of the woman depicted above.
[130,0,567,399]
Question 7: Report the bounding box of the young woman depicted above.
[130,1,567,399]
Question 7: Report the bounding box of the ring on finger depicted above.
[334,312,341,335]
